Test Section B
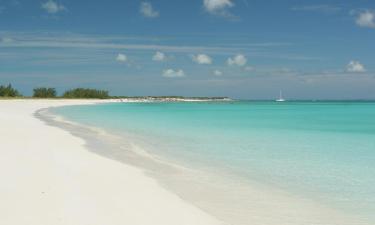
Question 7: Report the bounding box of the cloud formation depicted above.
[346,61,366,73]
[140,2,159,18]
[227,54,247,66]
[203,0,234,16]
[291,5,341,14]
[162,69,185,78]
[152,51,166,61]
[213,70,223,76]
[41,0,66,14]
[355,10,375,28]
[1,37,13,43]
[116,53,127,62]
[192,54,212,64]
[0,32,247,54]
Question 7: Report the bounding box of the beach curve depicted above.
[0,99,223,225]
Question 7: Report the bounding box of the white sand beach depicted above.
[0,100,222,225]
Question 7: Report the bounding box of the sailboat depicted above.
[276,90,286,102]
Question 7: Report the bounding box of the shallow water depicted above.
[51,101,375,224]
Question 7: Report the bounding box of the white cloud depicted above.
[203,0,238,19]
[355,10,375,28]
[152,51,166,61]
[192,54,212,64]
[116,53,127,62]
[162,69,185,78]
[41,0,66,14]
[213,70,223,76]
[1,37,13,43]
[0,33,238,54]
[227,54,247,66]
[140,2,159,18]
[203,0,234,15]
[346,61,366,73]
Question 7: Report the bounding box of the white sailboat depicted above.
[276,90,286,102]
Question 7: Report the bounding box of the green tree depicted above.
[33,87,57,98]
[62,88,109,99]
[0,84,21,97]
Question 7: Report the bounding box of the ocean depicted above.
[50,101,375,224]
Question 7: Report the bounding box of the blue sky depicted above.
[0,0,374,99]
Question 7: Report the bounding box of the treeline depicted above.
[1,83,229,100]
[0,83,110,99]
[0,84,22,97]
[62,88,109,99]
[33,88,57,98]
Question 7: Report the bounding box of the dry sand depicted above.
[0,99,223,225]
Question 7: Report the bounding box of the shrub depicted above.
[33,87,57,98]
[0,84,21,97]
[62,88,109,99]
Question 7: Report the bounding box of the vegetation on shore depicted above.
[1,83,230,100]
[33,88,57,98]
[62,88,109,99]
[1,84,110,99]
[0,84,22,97]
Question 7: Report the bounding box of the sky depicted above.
[0,0,374,99]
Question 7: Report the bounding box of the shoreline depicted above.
[41,101,371,225]
[0,99,223,225]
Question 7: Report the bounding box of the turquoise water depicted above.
[52,101,375,221]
